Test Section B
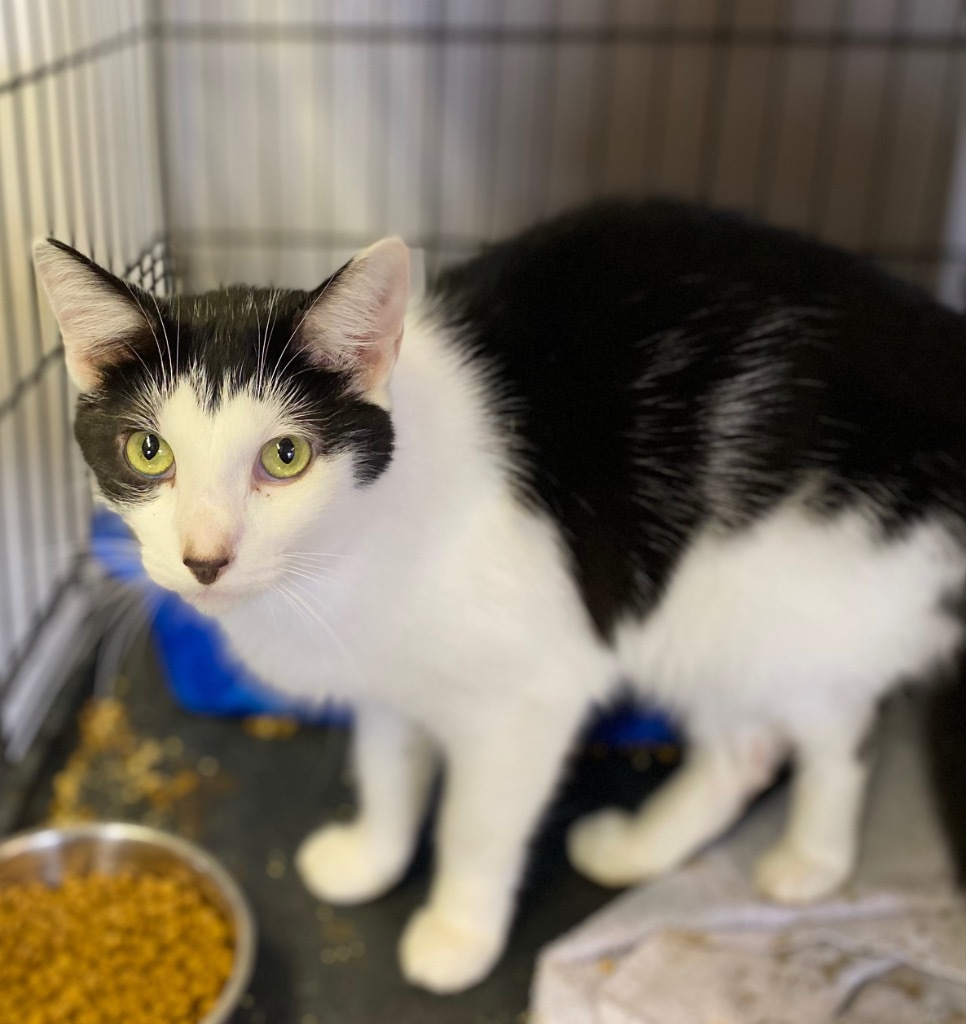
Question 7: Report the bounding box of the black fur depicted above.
[432,199,966,639]
[926,590,966,888]
[67,260,394,505]
[925,666,966,888]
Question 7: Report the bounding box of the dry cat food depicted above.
[0,871,234,1024]
[46,698,206,834]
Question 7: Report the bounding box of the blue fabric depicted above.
[91,508,676,746]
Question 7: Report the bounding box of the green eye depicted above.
[260,435,312,480]
[125,431,174,477]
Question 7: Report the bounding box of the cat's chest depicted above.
[213,587,375,703]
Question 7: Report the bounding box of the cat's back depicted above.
[432,197,963,381]
[429,200,966,637]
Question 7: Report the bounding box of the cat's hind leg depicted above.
[754,709,872,903]
[568,727,783,888]
[297,702,437,904]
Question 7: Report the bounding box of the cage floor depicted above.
[18,628,674,1024]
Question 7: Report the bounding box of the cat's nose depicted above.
[183,552,231,586]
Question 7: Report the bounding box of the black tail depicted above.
[924,647,966,888]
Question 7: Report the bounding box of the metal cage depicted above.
[1,0,965,770]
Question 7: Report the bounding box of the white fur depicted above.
[43,244,966,992]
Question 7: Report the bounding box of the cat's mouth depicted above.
[188,587,235,606]
[177,581,252,613]
[177,573,279,613]
[166,577,248,606]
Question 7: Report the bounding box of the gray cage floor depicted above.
[18,628,673,1024]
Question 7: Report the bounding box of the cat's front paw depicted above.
[296,822,405,905]
[567,808,660,887]
[754,843,851,904]
[399,906,503,994]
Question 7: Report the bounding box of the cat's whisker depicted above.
[273,338,309,386]
[278,561,336,577]
[279,564,335,585]
[277,579,319,622]
[120,338,153,379]
[91,583,160,698]
[274,581,313,630]
[268,288,280,341]
[253,289,269,398]
[283,550,344,561]
[123,280,167,389]
[281,578,365,683]
[147,290,175,387]
[279,552,341,567]
[262,288,281,395]
[175,294,182,375]
[278,564,340,584]
[260,291,271,395]
[271,268,341,386]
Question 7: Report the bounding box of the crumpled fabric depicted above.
[531,697,966,1024]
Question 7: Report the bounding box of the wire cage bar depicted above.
[1,0,964,767]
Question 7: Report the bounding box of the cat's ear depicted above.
[298,237,410,404]
[32,239,153,393]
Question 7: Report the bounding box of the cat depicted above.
[34,199,966,994]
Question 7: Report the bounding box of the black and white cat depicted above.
[34,200,966,993]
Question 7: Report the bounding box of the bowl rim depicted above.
[0,821,256,1024]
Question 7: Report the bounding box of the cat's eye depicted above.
[125,431,175,478]
[260,435,312,480]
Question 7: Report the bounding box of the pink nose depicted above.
[183,553,231,585]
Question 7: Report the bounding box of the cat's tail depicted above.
[923,644,966,888]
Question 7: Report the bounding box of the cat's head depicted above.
[33,238,410,611]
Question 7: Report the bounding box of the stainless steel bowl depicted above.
[0,822,256,1023]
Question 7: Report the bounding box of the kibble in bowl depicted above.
[0,823,255,1024]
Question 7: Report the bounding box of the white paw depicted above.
[567,808,666,888]
[755,843,851,904]
[399,906,503,994]
[296,822,405,905]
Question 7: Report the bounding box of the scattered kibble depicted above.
[163,736,185,759]
[45,698,207,836]
[320,942,366,966]
[241,715,300,740]
[317,911,366,967]
[655,743,680,766]
[0,871,234,1024]
[266,849,287,879]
